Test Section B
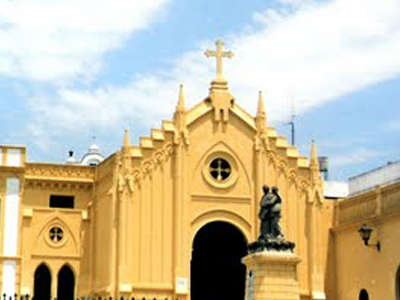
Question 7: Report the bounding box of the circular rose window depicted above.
[209,158,231,182]
[49,226,64,243]
[202,152,239,189]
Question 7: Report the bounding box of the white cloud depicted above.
[274,0,314,9]
[28,50,211,137]
[0,0,168,82]
[28,0,400,148]
[330,148,379,167]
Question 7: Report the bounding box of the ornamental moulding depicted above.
[288,169,299,186]
[141,143,173,175]
[277,159,289,177]
[254,135,269,152]
[25,180,92,191]
[25,164,95,181]
[173,127,189,146]
[118,143,174,193]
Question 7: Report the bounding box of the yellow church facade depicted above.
[0,40,397,300]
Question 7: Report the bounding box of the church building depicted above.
[0,40,398,300]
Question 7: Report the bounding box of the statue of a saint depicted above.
[258,185,283,241]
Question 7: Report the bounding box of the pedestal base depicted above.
[242,251,301,300]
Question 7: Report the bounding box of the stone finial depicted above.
[310,140,319,168]
[173,84,189,145]
[257,91,266,117]
[256,91,267,127]
[255,91,267,128]
[174,84,186,121]
[255,91,269,150]
[309,140,324,204]
[176,84,186,113]
[123,129,130,148]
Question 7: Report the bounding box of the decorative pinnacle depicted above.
[205,39,234,82]
[257,91,266,116]
[176,84,186,112]
[123,129,130,147]
[310,140,319,167]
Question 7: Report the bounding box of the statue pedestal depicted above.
[242,250,301,300]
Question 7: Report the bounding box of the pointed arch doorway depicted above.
[191,221,247,300]
[57,265,75,300]
[34,264,51,300]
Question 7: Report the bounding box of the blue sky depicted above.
[0,0,399,181]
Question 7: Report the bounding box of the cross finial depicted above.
[205,39,234,82]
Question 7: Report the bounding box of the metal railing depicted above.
[2,295,176,300]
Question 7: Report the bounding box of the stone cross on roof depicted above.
[205,39,234,82]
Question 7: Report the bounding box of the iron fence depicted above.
[2,295,176,300]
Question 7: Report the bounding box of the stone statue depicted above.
[259,185,283,241]
[248,184,295,253]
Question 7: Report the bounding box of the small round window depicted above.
[209,158,231,182]
[49,226,64,243]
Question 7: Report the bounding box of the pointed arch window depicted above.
[57,265,75,300]
[34,264,51,300]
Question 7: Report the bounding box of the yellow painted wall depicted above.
[333,181,400,300]
[91,155,116,295]
[0,158,96,297]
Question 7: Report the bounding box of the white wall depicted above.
[1,178,20,295]
[6,149,21,167]
[3,178,20,256]
[349,161,400,195]
[2,261,16,295]
[324,181,349,198]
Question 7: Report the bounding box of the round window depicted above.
[202,152,238,189]
[209,158,231,182]
[49,226,64,243]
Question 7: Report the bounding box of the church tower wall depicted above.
[90,154,117,295]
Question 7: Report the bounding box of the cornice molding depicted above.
[25,180,92,191]
[26,163,94,181]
